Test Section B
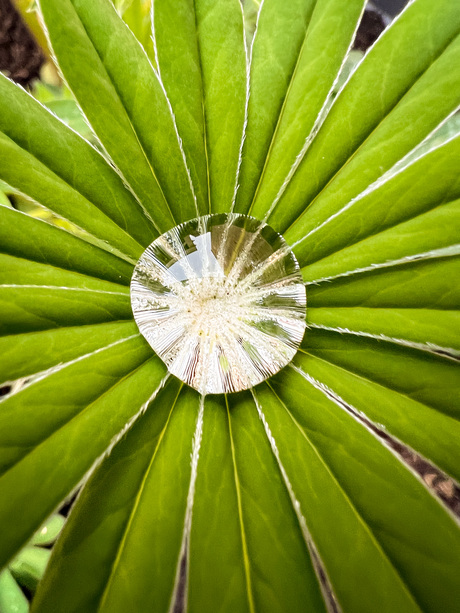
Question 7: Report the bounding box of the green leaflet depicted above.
[0,73,153,250]
[291,134,460,268]
[298,332,460,481]
[237,0,366,217]
[307,255,460,309]
[0,569,29,613]
[38,0,197,229]
[302,329,460,419]
[0,321,139,386]
[308,307,460,354]
[0,286,131,335]
[0,349,166,569]
[0,206,134,286]
[153,0,247,214]
[0,131,144,261]
[267,0,460,232]
[189,394,327,613]
[302,201,460,282]
[0,254,130,293]
[262,376,460,613]
[32,381,199,613]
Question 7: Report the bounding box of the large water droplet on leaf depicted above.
[131,214,306,394]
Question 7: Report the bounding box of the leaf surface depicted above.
[237,0,365,217]
[0,73,153,250]
[297,334,460,481]
[263,372,460,613]
[291,134,460,266]
[32,382,202,613]
[0,346,166,569]
[268,0,460,232]
[38,0,197,228]
[153,0,247,214]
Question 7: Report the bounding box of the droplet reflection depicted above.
[130,214,306,394]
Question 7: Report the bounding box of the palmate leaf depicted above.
[0,0,458,612]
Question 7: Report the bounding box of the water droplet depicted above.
[131,214,306,394]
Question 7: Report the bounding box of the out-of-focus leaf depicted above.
[238,0,365,218]
[30,514,65,547]
[39,0,198,228]
[10,547,51,592]
[117,0,155,63]
[153,0,247,214]
[0,569,28,613]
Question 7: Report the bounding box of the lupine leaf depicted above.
[32,381,202,613]
[0,205,134,286]
[38,0,198,228]
[0,73,154,249]
[0,349,166,569]
[307,256,460,309]
[263,375,460,613]
[267,0,460,231]
[0,321,138,386]
[290,134,460,266]
[0,132,144,260]
[153,0,247,214]
[308,307,460,354]
[195,394,328,613]
[304,329,459,418]
[297,336,460,482]
[302,202,460,283]
[0,286,131,335]
[237,0,366,217]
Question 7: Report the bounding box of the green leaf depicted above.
[0,131,143,261]
[10,547,51,592]
[237,0,366,217]
[188,394,327,613]
[0,321,138,386]
[291,134,460,267]
[0,73,153,251]
[0,285,131,335]
[30,514,65,547]
[263,373,460,613]
[302,202,460,283]
[304,328,460,419]
[298,333,460,482]
[0,205,134,286]
[307,256,460,309]
[32,381,200,613]
[153,0,247,214]
[116,0,156,64]
[38,0,198,228]
[307,307,460,354]
[0,254,131,293]
[268,0,460,232]
[0,569,29,613]
[0,350,166,569]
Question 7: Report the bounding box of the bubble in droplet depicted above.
[130,214,306,394]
